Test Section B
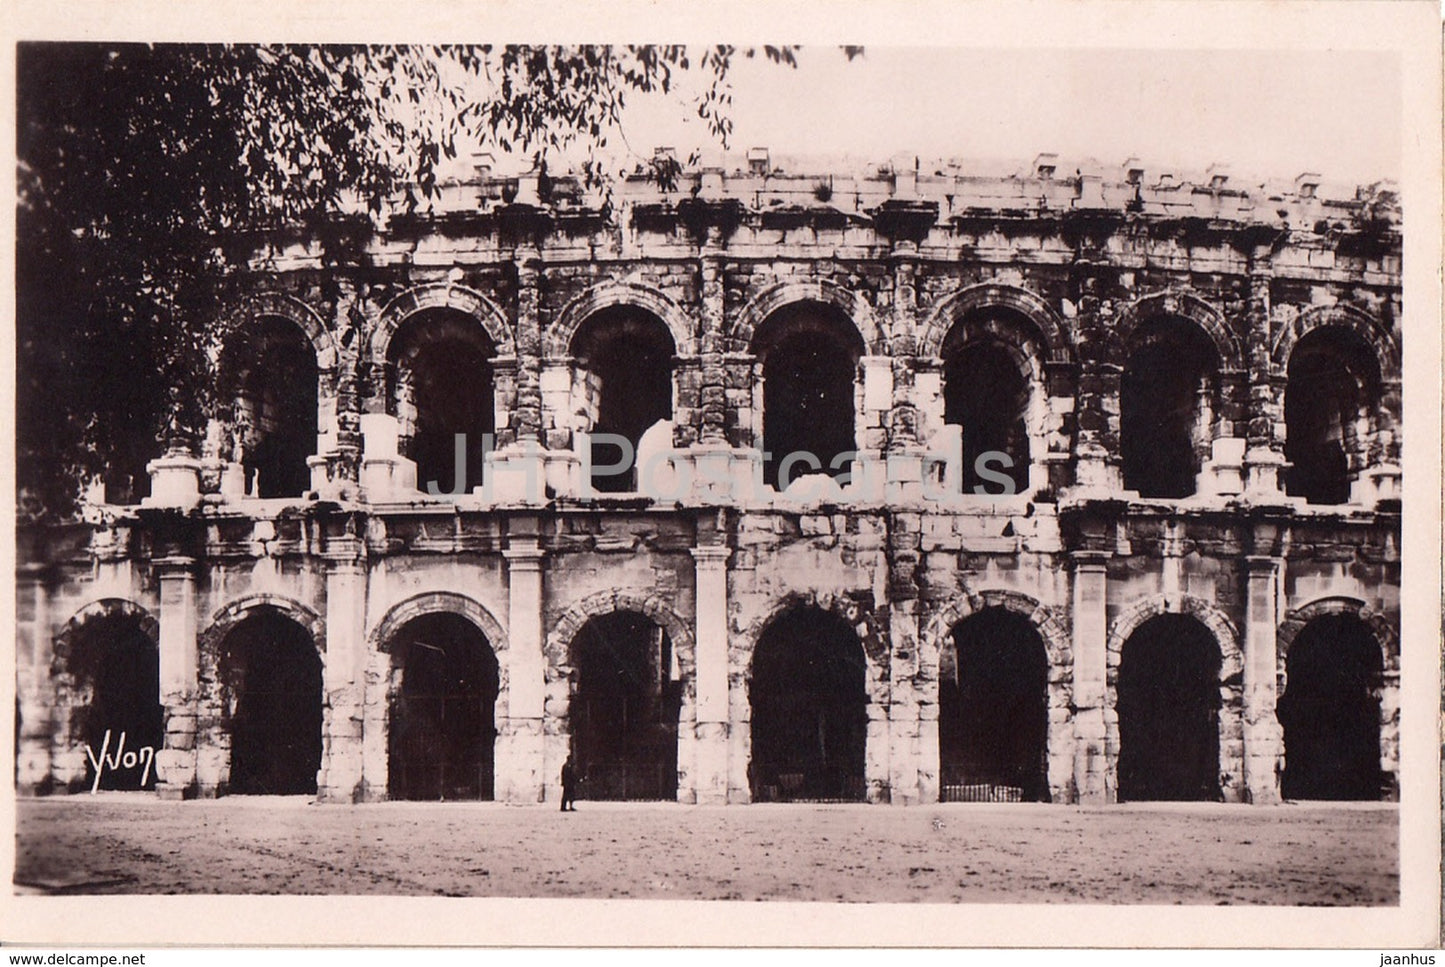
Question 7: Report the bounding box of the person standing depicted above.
[560,755,578,812]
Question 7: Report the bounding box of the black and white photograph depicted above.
[4,0,1441,951]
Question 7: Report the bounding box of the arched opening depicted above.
[942,319,1034,495]
[218,610,323,795]
[749,606,868,802]
[1277,614,1384,800]
[387,308,495,496]
[938,608,1049,802]
[571,307,675,493]
[65,612,163,791]
[569,611,681,800]
[222,316,319,499]
[1284,328,1382,505]
[386,613,500,801]
[1116,614,1222,802]
[753,303,864,491]
[1120,317,1221,498]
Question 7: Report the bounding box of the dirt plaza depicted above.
[14,796,1396,904]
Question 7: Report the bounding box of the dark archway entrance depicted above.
[219,610,323,795]
[388,309,495,496]
[387,613,500,800]
[1284,328,1381,505]
[572,307,675,493]
[749,607,868,802]
[570,611,681,800]
[938,608,1049,802]
[754,304,863,491]
[1116,614,1222,802]
[1120,318,1220,498]
[943,332,1032,496]
[67,613,163,791]
[223,315,319,499]
[1277,614,1384,800]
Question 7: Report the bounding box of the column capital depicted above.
[690,545,732,568]
[1243,554,1281,573]
[503,545,545,570]
[154,555,198,574]
[1069,550,1112,569]
[322,537,367,569]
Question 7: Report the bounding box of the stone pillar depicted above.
[1072,302,1121,493]
[1070,551,1111,803]
[145,450,203,510]
[14,568,54,795]
[888,246,920,446]
[155,557,199,800]
[1244,256,1287,497]
[691,544,731,804]
[887,601,923,805]
[490,253,547,504]
[513,249,544,444]
[699,237,728,444]
[1242,554,1283,803]
[318,538,367,802]
[499,532,546,803]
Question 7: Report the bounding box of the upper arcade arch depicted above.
[1272,302,1400,379]
[369,283,515,366]
[728,280,882,355]
[226,293,338,370]
[917,283,1072,365]
[1113,290,1244,372]
[547,281,695,359]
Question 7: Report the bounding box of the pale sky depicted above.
[573,46,1401,186]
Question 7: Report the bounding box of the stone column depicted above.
[1244,254,1287,497]
[318,537,367,802]
[881,246,922,503]
[1242,554,1283,803]
[513,249,544,444]
[499,532,546,803]
[1070,550,1111,803]
[155,557,199,800]
[698,236,728,444]
[691,544,731,804]
[14,568,53,795]
[1072,302,1121,493]
[488,251,548,504]
[887,601,923,805]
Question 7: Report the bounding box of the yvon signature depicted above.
[85,730,157,793]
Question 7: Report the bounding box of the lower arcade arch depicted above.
[938,608,1050,802]
[217,609,324,795]
[1115,614,1223,802]
[1277,613,1385,800]
[748,606,869,802]
[385,613,500,801]
[568,611,682,801]
[56,607,163,791]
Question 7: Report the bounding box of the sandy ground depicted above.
[14,796,1396,904]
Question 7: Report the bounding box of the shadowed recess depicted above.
[749,606,868,802]
[1278,613,1385,800]
[219,610,323,796]
[570,611,681,801]
[387,613,500,801]
[939,607,1049,802]
[1116,613,1222,802]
